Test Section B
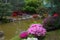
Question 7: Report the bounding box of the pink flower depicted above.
[29,24,43,28]
[39,28,46,36]
[19,31,28,38]
[27,24,46,36]
[53,13,58,17]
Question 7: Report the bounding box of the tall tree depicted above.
[0,2,13,20]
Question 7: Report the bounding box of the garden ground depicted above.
[0,19,60,40]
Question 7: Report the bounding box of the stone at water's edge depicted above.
[0,31,4,40]
[0,37,5,40]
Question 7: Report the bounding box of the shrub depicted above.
[19,24,46,40]
[0,18,10,23]
[19,31,29,39]
[43,16,60,31]
[21,0,42,14]
[27,24,46,36]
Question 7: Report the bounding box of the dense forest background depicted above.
[0,0,60,16]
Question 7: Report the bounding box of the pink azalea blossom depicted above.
[19,31,29,38]
[27,24,46,36]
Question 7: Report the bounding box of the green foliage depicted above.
[53,0,60,5]
[21,0,42,13]
[1,18,10,23]
[10,35,21,40]
[25,0,40,8]
[0,3,13,23]
[10,0,25,10]
[0,3,13,16]
[22,6,36,13]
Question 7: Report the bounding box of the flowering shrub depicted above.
[19,31,29,38]
[27,24,46,36]
[53,13,58,17]
[43,16,60,31]
[19,24,46,40]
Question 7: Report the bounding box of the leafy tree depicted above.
[9,0,25,10]
[44,0,60,15]
[53,0,60,14]
[21,0,43,14]
[0,2,13,22]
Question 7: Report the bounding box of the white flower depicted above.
[27,37,38,40]
[32,38,38,40]
[27,37,31,40]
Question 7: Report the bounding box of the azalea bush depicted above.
[27,24,46,36]
[43,16,60,31]
[19,24,46,40]
[19,31,28,39]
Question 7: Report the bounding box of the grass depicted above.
[10,30,60,40]
[45,30,60,40]
[0,19,60,40]
[0,19,42,40]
